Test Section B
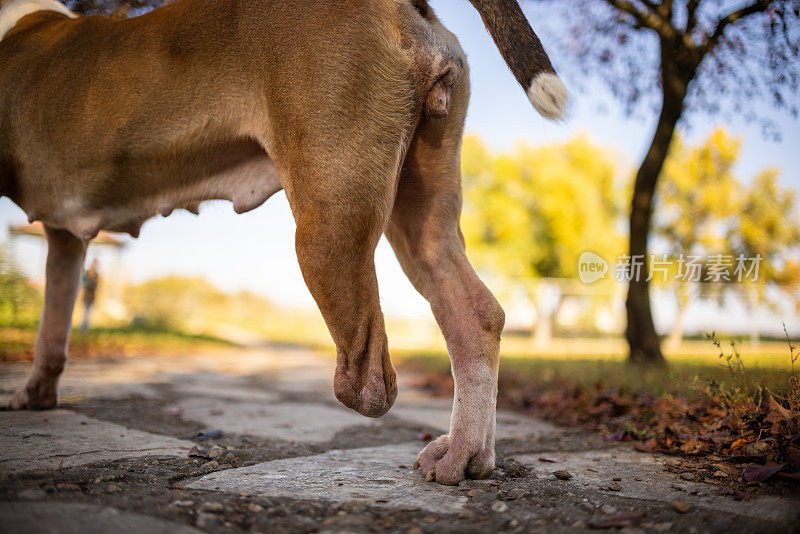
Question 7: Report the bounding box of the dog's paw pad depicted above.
[9,384,57,410]
[414,434,494,486]
[9,388,30,410]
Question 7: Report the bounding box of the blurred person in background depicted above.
[80,259,100,332]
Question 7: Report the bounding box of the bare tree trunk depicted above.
[626,87,685,366]
[666,300,686,351]
[666,280,692,351]
[534,313,552,346]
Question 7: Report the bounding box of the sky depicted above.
[2,0,799,319]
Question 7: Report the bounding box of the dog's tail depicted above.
[467,0,568,121]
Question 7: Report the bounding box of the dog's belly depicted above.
[36,139,283,240]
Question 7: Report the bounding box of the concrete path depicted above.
[0,346,797,533]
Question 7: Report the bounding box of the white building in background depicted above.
[6,223,130,322]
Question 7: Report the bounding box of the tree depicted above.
[656,128,738,349]
[529,0,800,364]
[461,135,624,341]
[655,128,800,348]
[731,169,800,286]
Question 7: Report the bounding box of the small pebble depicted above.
[601,504,618,515]
[247,503,265,513]
[106,484,122,493]
[201,461,220,472]
[196,512,219,528]
[679,472,695,481]
[171,500,194,508]
[553,470,573,480]
[199,501,224,514]
[491,501,508,513]
[672,501,691,514]
[506,488,528,500]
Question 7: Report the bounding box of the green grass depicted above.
[393,340,795,398]
[0,323,237,362]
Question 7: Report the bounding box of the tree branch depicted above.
[657,0,673,22]
[640,0,659,11]
[686,0,700,33]
[602,0,672,38]
[701,1,771,55]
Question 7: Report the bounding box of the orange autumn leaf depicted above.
[729,438,751,451]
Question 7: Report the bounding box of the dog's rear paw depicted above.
[413,434,494,485]
[9,385,57,410]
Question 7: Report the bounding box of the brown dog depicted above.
[0,0,567,484]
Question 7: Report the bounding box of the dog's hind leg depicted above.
[385,71,504,485]
[10,226,85,409]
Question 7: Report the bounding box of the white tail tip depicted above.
[527,72,569,122]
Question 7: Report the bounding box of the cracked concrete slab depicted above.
[176,397,373,442]
[187,442,465,513]
[0,410,194,475]
[0,502,205,534]
[517,449,800,524]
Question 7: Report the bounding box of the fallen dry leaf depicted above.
[680,439,704,455]
[766,395,792,424]
[538,455,567,463]
[729,438,751,451]
[743,463,786,483]
[606,430,631,442]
